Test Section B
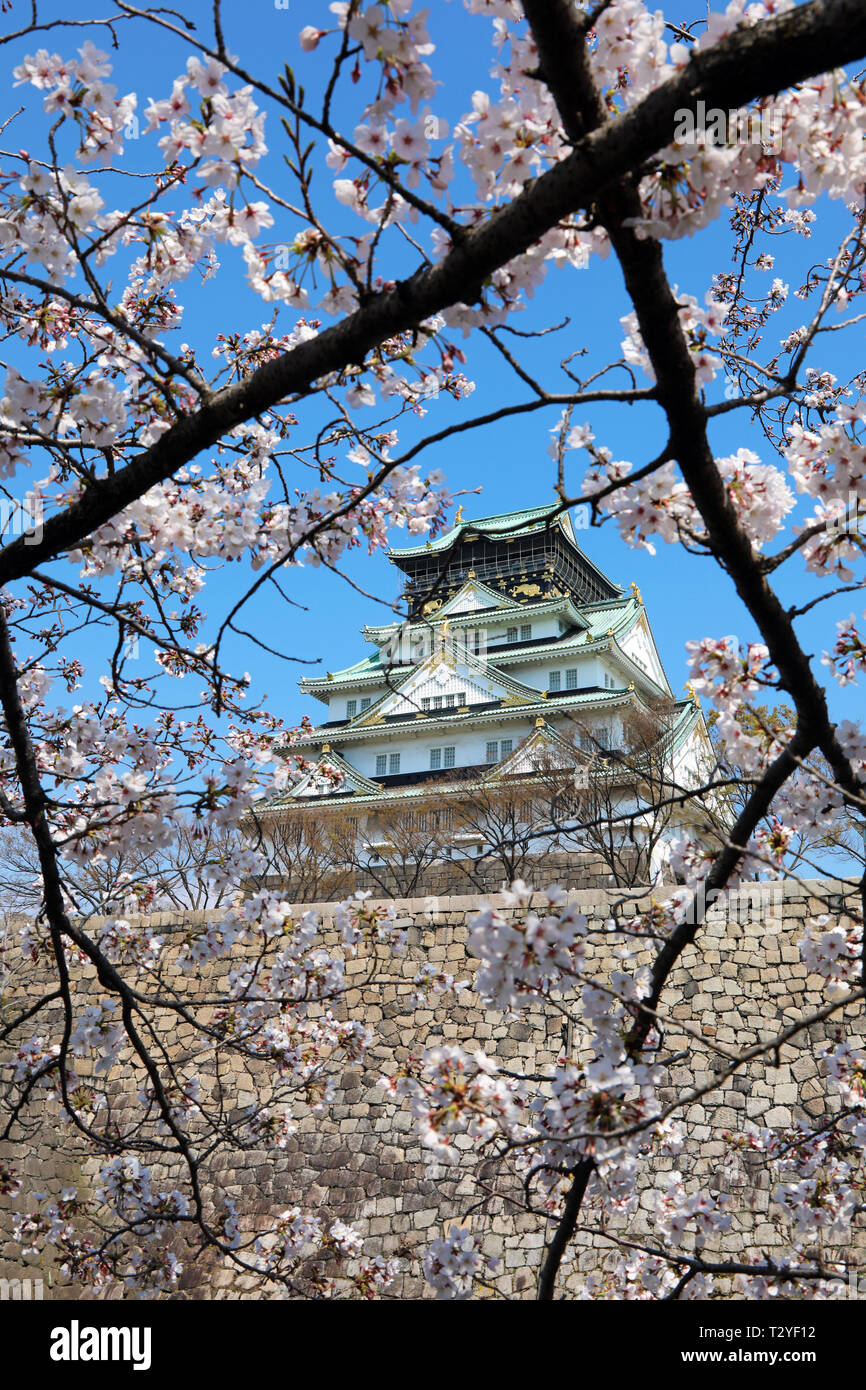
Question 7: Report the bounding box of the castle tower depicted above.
[259,504,712,885]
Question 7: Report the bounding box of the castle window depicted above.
[500,739,513,758]
[375,754,387,776]
[421,697,431,711]
[506,626,518,642]
[455,690,466,705]
[389,753,401,774]
[346,699,357,718]
[445,694,456,708]
[549,671,561,691]
[520,624,531,641]
[360,697,371,711]
[565,668,578,689]
[433,695,443,710]
[485,741,498,763]
[430,746,456,770]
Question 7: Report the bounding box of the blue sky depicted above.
[2,0,863,741]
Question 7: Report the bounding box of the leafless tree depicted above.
[328,795,452,899]
[541,702,718,888]
[447,778,546,890]
[247,808,353,903]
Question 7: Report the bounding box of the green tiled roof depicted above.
[388,502,565,558]
[668,698,705,754]
[301,652,382,688]
[579,597,641,639]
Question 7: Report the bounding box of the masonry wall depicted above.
[0,877,862,1300]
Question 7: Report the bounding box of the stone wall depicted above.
[0,876,863,1299]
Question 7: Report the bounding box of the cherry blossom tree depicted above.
[0,0,865,1300]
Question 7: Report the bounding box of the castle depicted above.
[257,503,715,888]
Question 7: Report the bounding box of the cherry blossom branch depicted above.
[3,0,866,588]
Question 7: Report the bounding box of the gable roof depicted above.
[272,749,380,804]
[482,721,585,782]
[436,578,511,616]
[614,607,671,694]
[349,645,544,727]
